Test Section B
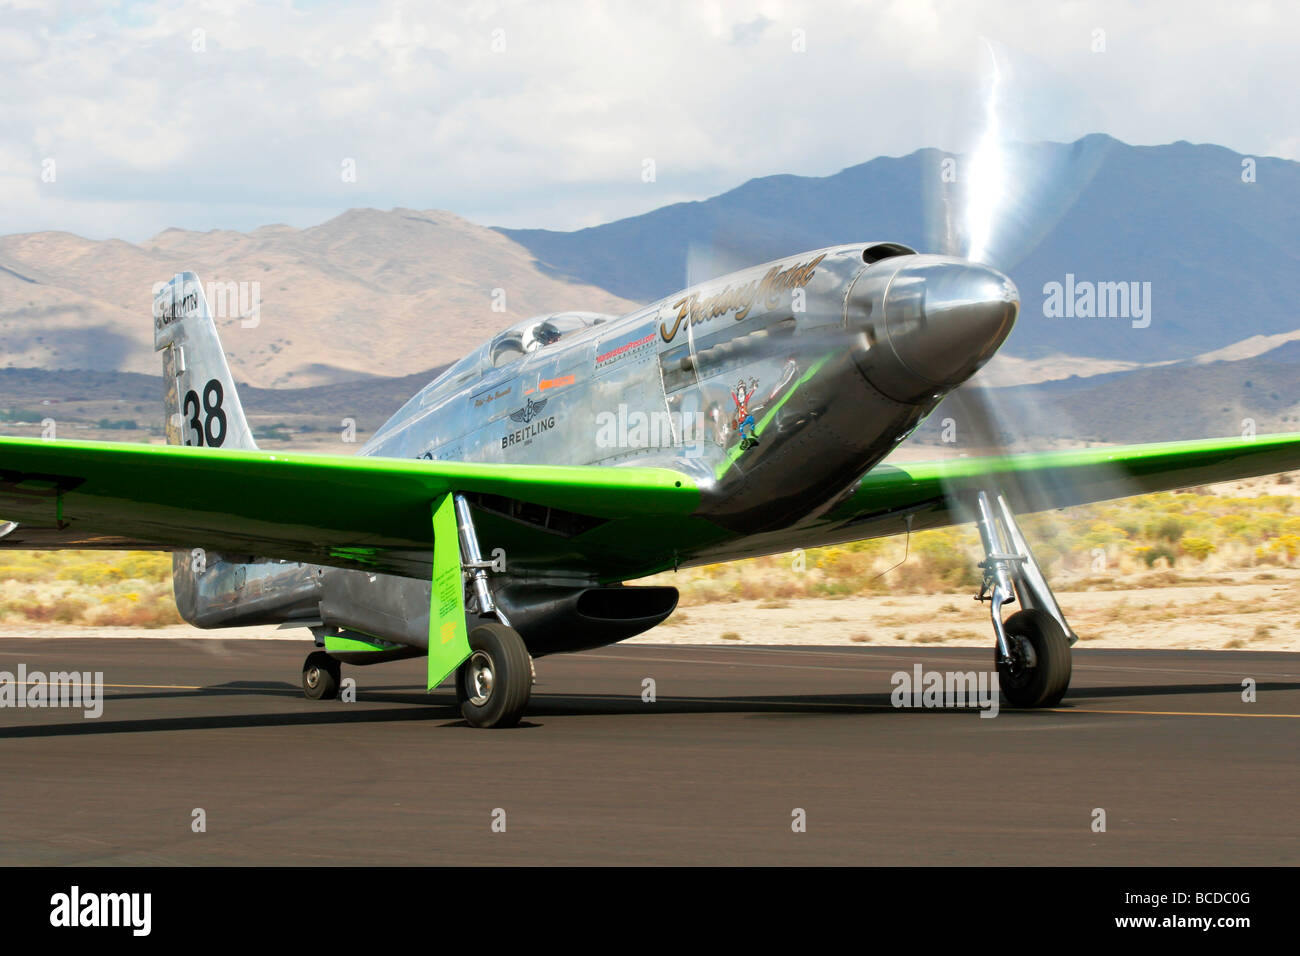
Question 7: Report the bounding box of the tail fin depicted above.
[153,272,256,450]
[155,272,262,626]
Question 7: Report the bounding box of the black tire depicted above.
[995,609,1072,708]
[302,650,341,701]
[455,622,532,728]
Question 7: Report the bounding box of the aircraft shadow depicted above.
[97,677,1300,707]
[517,680,1300,718]
[0,678,1294,737]
[0,701,465,738]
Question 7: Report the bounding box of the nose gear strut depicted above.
[973,491,1075,708]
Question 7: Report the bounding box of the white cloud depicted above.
[1,0,1297,240]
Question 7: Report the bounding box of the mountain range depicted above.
[1,135,1297,444]
[502,134,1300,366]
[0,209,636,388]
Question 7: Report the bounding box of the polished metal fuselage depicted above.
[362,243,934,532]
[178,242,1019,654]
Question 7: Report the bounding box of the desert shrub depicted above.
[1145,515,1188,544]
[820,548,876,582]
[1258,534,1300,564]
[1180,536,1216,561]
[56,561,123,586]
[1081,523,1131,549]
[911,531,978,589]
[117,552,172,582]
[0,559,50,583]
[1133,544,1177,568]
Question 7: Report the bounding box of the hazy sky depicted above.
[3,0,1297,240]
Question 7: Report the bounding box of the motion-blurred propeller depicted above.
[929,39,1139,546]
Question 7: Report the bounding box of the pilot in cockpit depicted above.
[534,322,562,347]
[524,321,562,351]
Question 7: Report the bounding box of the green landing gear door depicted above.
[428,493,471,690]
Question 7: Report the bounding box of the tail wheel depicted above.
[302,650,341,701]
[996,609,1072,708]
[456,622,532,728]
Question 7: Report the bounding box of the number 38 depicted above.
[182,379,228,447]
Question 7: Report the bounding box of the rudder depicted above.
[153,272,256,450]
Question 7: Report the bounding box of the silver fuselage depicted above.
[362,243,976,528]
[178,242,1020,655]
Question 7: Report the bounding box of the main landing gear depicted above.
[456,621,533,728]
[302,650,341,700]
[297,493,533,729]
[451,494,532,728]
[974,491,1075,708]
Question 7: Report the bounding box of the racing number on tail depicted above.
[182,379,228,447]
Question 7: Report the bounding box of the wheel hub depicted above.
[1002,635,1038,686]
[467,650,495,706]
[305,667,321,689]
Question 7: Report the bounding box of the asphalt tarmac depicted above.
[0,638,1295,865]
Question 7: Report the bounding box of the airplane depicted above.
[2,245,1297,727]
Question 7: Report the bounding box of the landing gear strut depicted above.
[452,494,532,728]
[974,492,1074,708]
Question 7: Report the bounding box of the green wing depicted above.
[827,433,1300,538]
[0,437,699,579]
[2,433,1298,580]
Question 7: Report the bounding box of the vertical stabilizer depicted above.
[153,272,256,449]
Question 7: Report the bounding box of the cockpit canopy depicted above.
[488,311,608,369]
[367,311,613,443]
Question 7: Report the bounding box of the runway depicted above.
[0,637,1296,865]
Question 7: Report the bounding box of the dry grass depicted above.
[645,489,1300,607]
[0,552,180,628]
[2,487,1299,632]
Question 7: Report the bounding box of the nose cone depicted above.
[883,260,1018,388]
[849,256,1018,403]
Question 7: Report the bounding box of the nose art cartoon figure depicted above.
[731,377,760,450]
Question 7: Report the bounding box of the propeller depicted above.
[927,39,1141,573]
[673,37,1139,565]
